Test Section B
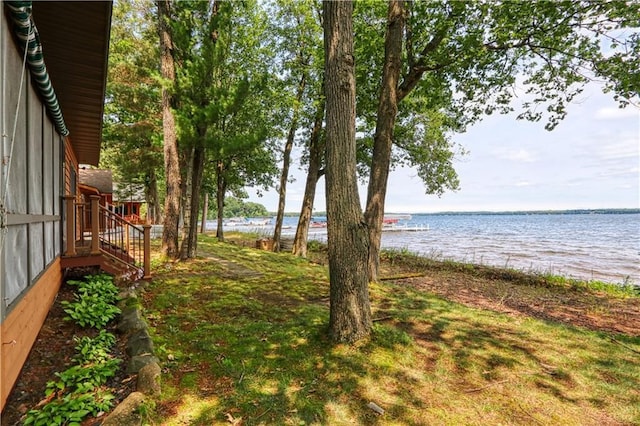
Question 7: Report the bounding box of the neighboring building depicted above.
[0,1,114,410]
[113,182,147,224]
[79,168,114,232]
[79,167,114,207]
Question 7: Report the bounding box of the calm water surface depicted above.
[286,213,640,285]
[221,213,639,285]
[378,213,640,285]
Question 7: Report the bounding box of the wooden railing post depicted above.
[143,224,151,279]
[90,195,101,255]
[63,195,76,256]
[125,222,130,255]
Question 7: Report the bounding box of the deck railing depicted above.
[64,195,151,279]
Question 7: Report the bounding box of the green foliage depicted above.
[73,330,117,364]
[210,196,268,218]
[168,0,280,210]
[45,359,121,397]
[61,275,121,329]
[62,295,121,329]
[101,0,163,209]
[24,275,122,426]
[65,274,119,303]
[353,0,639,196]
[23,390,115,426]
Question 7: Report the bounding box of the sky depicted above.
[247,83,640,214]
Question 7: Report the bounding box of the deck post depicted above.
[143,224,151,279]
[63,195,76,256]
[90,195,101,255]
[125,222,130,254]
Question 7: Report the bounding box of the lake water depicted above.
[214,213,640,285]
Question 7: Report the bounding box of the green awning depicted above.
[6,1,69,136]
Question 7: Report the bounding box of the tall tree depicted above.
[292,93,325,257]
[359,0,640,281]
[363,0,404,280]
[268,0,322,252]
[323,0,372,342]
[170,0,223,259]
[101,0,163,225]
[157,0,181,258]
[163,0,279,251]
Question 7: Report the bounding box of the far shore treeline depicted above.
[274,208,640,217]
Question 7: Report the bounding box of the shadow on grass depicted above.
[143,236,640,425]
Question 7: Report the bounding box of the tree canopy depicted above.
[104,0,639,342]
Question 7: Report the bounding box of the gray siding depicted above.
[0,6,63,321]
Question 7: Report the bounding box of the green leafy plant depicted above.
[23,274,123,426]
[23,390,115,426]
[66,274,119,304]
[62,294,121,328]
[46,358,121,396]
[74,330,117,364]
[61,275,121,328]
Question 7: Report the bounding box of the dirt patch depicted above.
[397,271,640,336]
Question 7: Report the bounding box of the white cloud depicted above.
[595,106,640,120]
[493,148,538,163]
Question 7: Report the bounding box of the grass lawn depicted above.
[142,233,639,425]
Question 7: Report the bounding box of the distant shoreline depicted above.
[277,208,640,217]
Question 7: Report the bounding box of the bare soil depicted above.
[2,255,638,425]
[395,270,640,337]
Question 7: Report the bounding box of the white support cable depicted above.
[0,16,31,263]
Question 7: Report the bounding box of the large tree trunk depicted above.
[215,160,226,242]
[157,0,181,258]
[364,0,405,282]
[292,95,325,257]
[273,74,307,252]
[180,145,206,259]
[323,0,372,343]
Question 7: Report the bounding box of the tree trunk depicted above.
[273,74,307,252]
[215,160,226,242]
[157,0,181,258]
[323,0,372,343]
[364,0,405,282]
[292,95,325,257]
[200,192,209,233]
[180,145,205,259]
[146,168,162,224]
[179,146,194,254]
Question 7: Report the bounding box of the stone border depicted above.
[102,287,160,426]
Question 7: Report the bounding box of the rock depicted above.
[101,391,146,426]
[117,290,137,303]
[137,362,161,395]
[367,401,385,415]
[126,329,155,357]
[118,307,147,334]
[128,354,160,374]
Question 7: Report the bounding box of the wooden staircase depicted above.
[61,195,151,280]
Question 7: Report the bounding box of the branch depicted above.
[398,5,456,101]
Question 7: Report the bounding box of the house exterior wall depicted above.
[0,5,65,411]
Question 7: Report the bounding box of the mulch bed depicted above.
[1,283,136,426]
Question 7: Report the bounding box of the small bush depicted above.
[61,275,121,328]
